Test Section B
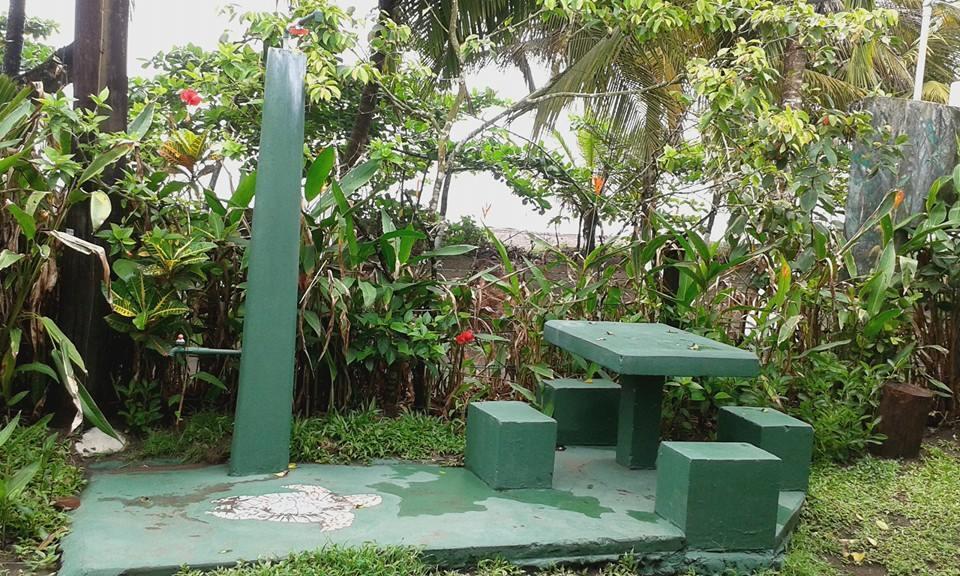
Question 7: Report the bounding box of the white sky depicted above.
[27,0,582,235]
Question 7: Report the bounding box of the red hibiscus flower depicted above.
[288,25,309,37]
[454,329,475,346]
[179,88,202,107]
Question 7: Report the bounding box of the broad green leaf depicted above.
[90,191,112,231]
[302,309,324,339]
[6,203,35,240]
[6,461,40,500]
[0,249,23,271]
[340,158,380,196]
[864,309,901,339]
[193,371,227,391]
[358,281,377,308]
[112,259,139,281]
[414,244,477,260]
[800,189,818,213]
[0,150,25,174]
[305,148,335,201]
[777,315,803,346]
[77,378,119,440]
[14,362,60,382]
[41,316,86,373]
[380,229,426,242]
[76,143,133,185]
[230,171,257,208]
[24,191,48,215]
[128,102,155,140]
[0,99,31,141]
[798,340,851,357]
[0,413,20,448]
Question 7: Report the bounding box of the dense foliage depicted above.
[1,0,958,442]
[1,5,960,563]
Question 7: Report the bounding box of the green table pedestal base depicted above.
[616,375,665,469]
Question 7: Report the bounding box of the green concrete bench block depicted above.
[540,379,620,446]
[655,442,781,551]
[717,406,814,491]
[465,401,557,490]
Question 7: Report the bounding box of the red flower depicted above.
[288,25,309,37]
[179,88,202,107]
[821,116,830,126]
[455,329,475,346]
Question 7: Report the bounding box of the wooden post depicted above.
[58,0,129,408]
[873,382,934,459]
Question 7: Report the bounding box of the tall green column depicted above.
[616,375,665,469]
[229,48,306,476]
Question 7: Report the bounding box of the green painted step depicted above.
[717,406,814,491]
[540,379,620,446]
[465,401,557,490]
[655,441,781,551]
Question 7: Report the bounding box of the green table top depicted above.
[544,321,759,377]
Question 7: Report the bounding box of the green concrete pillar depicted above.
[229,48,306,476]
[655,442,781,551]
[616,375,664,469]
[540,379,620,446]
[717,406,814,491]
[465,401,557,489]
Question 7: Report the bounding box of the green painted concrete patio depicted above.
[60,447,804,576]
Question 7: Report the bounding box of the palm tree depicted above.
[345,0,960,232]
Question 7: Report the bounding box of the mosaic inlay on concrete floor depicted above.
[60,447,803,576]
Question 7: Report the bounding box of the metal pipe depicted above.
[913,0,934,101]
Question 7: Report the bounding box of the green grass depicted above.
[139,409,465,466]
[778,442,960,576]
[0,419,85,569]
[139,412,234,463]
[174,547,646,576]
[289,410,464,465]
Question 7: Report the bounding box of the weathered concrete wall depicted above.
[845,97,960,270]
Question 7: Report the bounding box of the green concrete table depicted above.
[544,321,759,468]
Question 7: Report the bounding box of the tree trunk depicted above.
[872,382,934,459]
[779,38,806,109]
[340,0,397,173]
[56,0,129,416]
[3,0,26,77]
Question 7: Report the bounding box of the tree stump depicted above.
[873,382,934,459]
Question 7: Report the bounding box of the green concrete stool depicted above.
[655,441,781,551]
[717,406,814,491]
[465,401,557,490]
[540,379,620,446]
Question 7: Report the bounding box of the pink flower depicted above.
[179,88,202,107]
[455,330,475,346]
[288,25,309,37]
